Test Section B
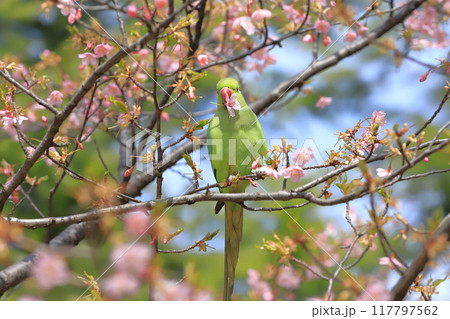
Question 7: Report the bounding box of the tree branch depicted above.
[0,222,94,297]
[390,214,450,301]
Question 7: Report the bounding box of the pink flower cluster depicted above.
[248,48,277,74]
[406,5,449,49]
[154,279,213,301]
[253,147,314,183]
[56,0,82,24]
[100,242,153,300]
[361,110,387,153]
[31,250,70,291]
[247,269,274,301]
[275,265,301,290]
[78,44,113,70]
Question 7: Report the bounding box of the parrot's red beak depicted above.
[221,87,231,106]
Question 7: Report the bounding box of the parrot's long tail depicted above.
[223,201,243,301]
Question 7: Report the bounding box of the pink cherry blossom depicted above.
[62,77,76,94]
[197,54,209,66]
[47,90,64,106]
[249,48,277,73]
[0,110,29,126]
[187,86,196,100]
[251,9,272,23]
[155,0,167,9]
[127,3,138,17]
[257,166,280,179]
[124,210,151,236]
[31,251,70,291]
[293,147,314,167]
[94,44,113,57]
[276,265,301,290]
[371,110,386,127]
[233,16,256,35]
[376,167,392,177]
[102,83,121,97]
[281,3,306,25]
[158,55,179,73]
[423,157,429,162]
[57,0,81,24]
[110,243,153,277]
[137,48,150,58]
[406,6,449,48]
[11,64,29,80]
[281,166,305,182]
[344,30,357,42]
[379,256,403,269]
[101,272,140,300]
[57,0,76,17]
[315,96,332,109]
[247,269,274,301]
[26,146,35,156]
[222,91,241,117]
[78,52,98,66]
[314,19,331,34]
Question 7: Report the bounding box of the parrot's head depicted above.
[217,78,243,117]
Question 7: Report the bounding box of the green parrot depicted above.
[207,78,268,300]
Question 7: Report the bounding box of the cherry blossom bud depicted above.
[419,71,429,82]
[12,189,19,204]
[161,111,170,121]
[423,157,429,162]
[124,166,134,177]
[75,140,84,150]
[357,25,368,36]
[127,4,138,17]
[251,157,261,170]
[302,33,314,43]
[322,35,332,46]
[41,115,48,128]
[144,6,151,19]
[234,34,241,41]
[315,96,332,109]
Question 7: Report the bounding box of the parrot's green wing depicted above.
[207,78,267,300]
